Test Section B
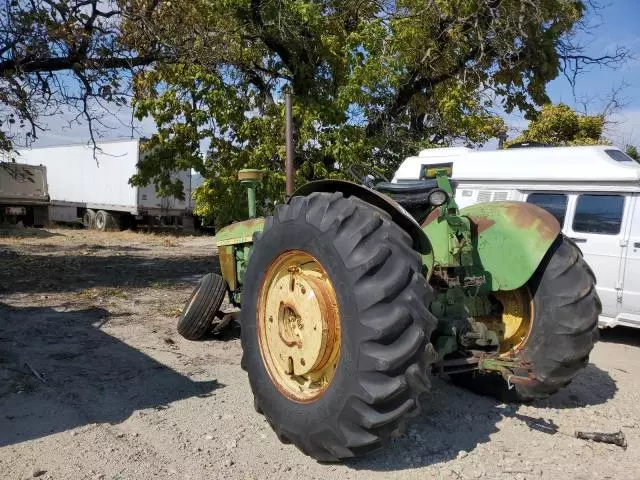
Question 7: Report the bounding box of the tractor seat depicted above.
[375,179,455,214]
[374,180,439,195]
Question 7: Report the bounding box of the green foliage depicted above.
[625,144,640,162]
[127,0,595,227]
[508,104,606,146]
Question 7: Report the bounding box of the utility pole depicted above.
[285,92,294,197]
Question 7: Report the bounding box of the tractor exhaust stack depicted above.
[285,92,294,197]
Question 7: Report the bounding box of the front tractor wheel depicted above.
[454,235,601,402]
[241,192,437,461]
[177,273,227,340]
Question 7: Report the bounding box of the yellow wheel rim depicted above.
[257,250,341,403]
[477,287,534,356]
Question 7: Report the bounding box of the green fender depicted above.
[462,201,560,291]
[423,201,561,291]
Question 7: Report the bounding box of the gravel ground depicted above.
[0,227,638,480]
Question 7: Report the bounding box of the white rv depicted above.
[393,145,640,329]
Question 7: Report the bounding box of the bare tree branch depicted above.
[1,0,163,151]
[0,55,158,75]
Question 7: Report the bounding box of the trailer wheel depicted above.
[177,273,227,340]
[94,210,117,231]
[83,209,96,229]
[241,192,436,461]
[95,210,109,231]
[452,235,600,402]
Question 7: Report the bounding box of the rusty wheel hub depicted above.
[257,250,341,402]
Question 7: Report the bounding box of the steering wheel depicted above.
[348,163,391,187]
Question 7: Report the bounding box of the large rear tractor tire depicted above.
[177,273,227,340]
[240,192,437,461]
[451,235,601,402]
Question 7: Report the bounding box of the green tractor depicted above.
[179,164,600,462]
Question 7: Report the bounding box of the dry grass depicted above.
[149,280,176,288]
[77,287,128,300]
[0,227,201,247]
[164,306,184,318]
[162,238,178,247]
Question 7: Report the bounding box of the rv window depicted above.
[526,193,568,226]
[573,194,625,235]
[605,149,634,163]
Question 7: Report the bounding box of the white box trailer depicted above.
[15,139,193,229]
[393,145,640,329]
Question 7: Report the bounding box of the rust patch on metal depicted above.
[503,202,560,242]
[215,217,265,246]
[237,217,265,229]
[218,246,237,291]
[473,216,496,234]
[221,217,265,235]
[503,373,539,387]
[422,208,440,227]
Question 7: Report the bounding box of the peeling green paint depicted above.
[460,201,560,291]
[215,218,265,247]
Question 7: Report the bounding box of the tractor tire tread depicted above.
[241,192,437,461]
[177,273,226,340]
[452,235,600,402]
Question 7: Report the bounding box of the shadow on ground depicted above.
[0,250,220,294]
[0,303,221,447]
[347,361,616,472]
[200,321,242,342]
[528,363,617,409]
[599,326,640,348]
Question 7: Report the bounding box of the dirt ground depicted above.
[1,227,639,480]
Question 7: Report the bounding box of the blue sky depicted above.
[535,0,640,145]
[33,1,640,150]
[548,0,640,109]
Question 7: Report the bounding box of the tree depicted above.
[0,1,630,228]
[507,103,606,146]
[127,0,628,226]
[625,145,639,162]
[0,0,166,150]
